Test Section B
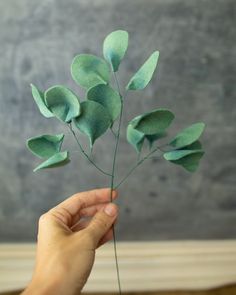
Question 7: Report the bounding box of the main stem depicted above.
[109,72,124,295]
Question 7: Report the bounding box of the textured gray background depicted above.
[0,0,235,242]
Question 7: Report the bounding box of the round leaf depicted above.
[170,122,205,148]
[45,85,81,123]
[164,149,204,172]
[126,51,159,90]
[127,124,145,153]
[33,151,70,172]
[130,109,174,135]
[30,84,53,118]
[27,134,64,159]
[103,30,129,72]
[71,54,110,89]
[73,101,111,147]
[87,84,121,122]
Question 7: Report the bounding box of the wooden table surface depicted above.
[2,284,236,295]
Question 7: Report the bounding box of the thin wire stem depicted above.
[68,124,111,177]
[109,71,124,295]
[110,127,117,138]
[114,147,163,189]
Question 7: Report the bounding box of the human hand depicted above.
[22,188,118,295]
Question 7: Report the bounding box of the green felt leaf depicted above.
[71,54,110,89]
[145,132,167,149]
[27,134,64,159]
[182,140,202,150]
[44,85,81,123]
[170,123,205,148]
[33,151,70,172]
[164,149,204,172]
[87,84,121,122]
[73,101,111,147]
[30,84,53,118]
[130,109,174,135]
[127,124,145,153]
[103,30,129,72]
[126,51,159,90]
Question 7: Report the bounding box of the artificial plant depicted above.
[26,30,205,294]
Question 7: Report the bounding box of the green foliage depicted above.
[164,149,204,172]
[71,54,110,89]
[87,84,121,123]
[103,30,129,72]
[73,101,111,148]
[126,51,159,90]
[126,124,145,153]
[27,134,64,159]
[27,30,205,175]
[31,84,53,118]
[45,85,81,122]
[130,109,174,135]
[170,123,205,148]
[33,151,70,172]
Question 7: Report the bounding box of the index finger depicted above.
[50,188,117,226]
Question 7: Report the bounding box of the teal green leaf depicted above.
[30,84,53,118]
[44,85,81,123]
[126,51,159,90]
[164,149,204,172]
[182,140,202,150]
[33,151,70,172]
[103,30,129,72]
[170,123,205,148]
[73,101,111,147]
[71,54,110,89]
[87,84,121,122]
[27,134,64,159]
[145,131,167,149]
[127,124,145,153]
[130,109,174,135]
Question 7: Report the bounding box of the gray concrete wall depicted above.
[0,0,235,241]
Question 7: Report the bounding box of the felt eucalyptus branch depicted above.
[26,30,205,294]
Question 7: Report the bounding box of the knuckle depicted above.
[39,213,49,224]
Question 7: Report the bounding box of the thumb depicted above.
[85,203,118,247]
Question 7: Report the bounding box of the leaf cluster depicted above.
[27,30,205,173]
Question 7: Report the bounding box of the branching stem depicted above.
[114,146,163,189]
[68,124,111,177]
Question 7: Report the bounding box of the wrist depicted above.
[23,274,65,295]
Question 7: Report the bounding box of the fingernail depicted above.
[104,203,117,217]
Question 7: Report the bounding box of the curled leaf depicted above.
[126,51,159,90]
[33,151,70,172]
[103,30,129,72]
[127,124,145,153]
[87,84,121,122]
[170,123,205,148]
[71,54,110,89]
[27,134,64,159]
[164,149,204,172]
[73,101,111,147]
[30,84,53,118]
[130,109,174,135]
[45,85,81,123]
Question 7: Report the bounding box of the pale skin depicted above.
[22,188,119,295]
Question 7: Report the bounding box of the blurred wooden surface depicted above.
[1,284,236,295]
[1,241,236,293]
